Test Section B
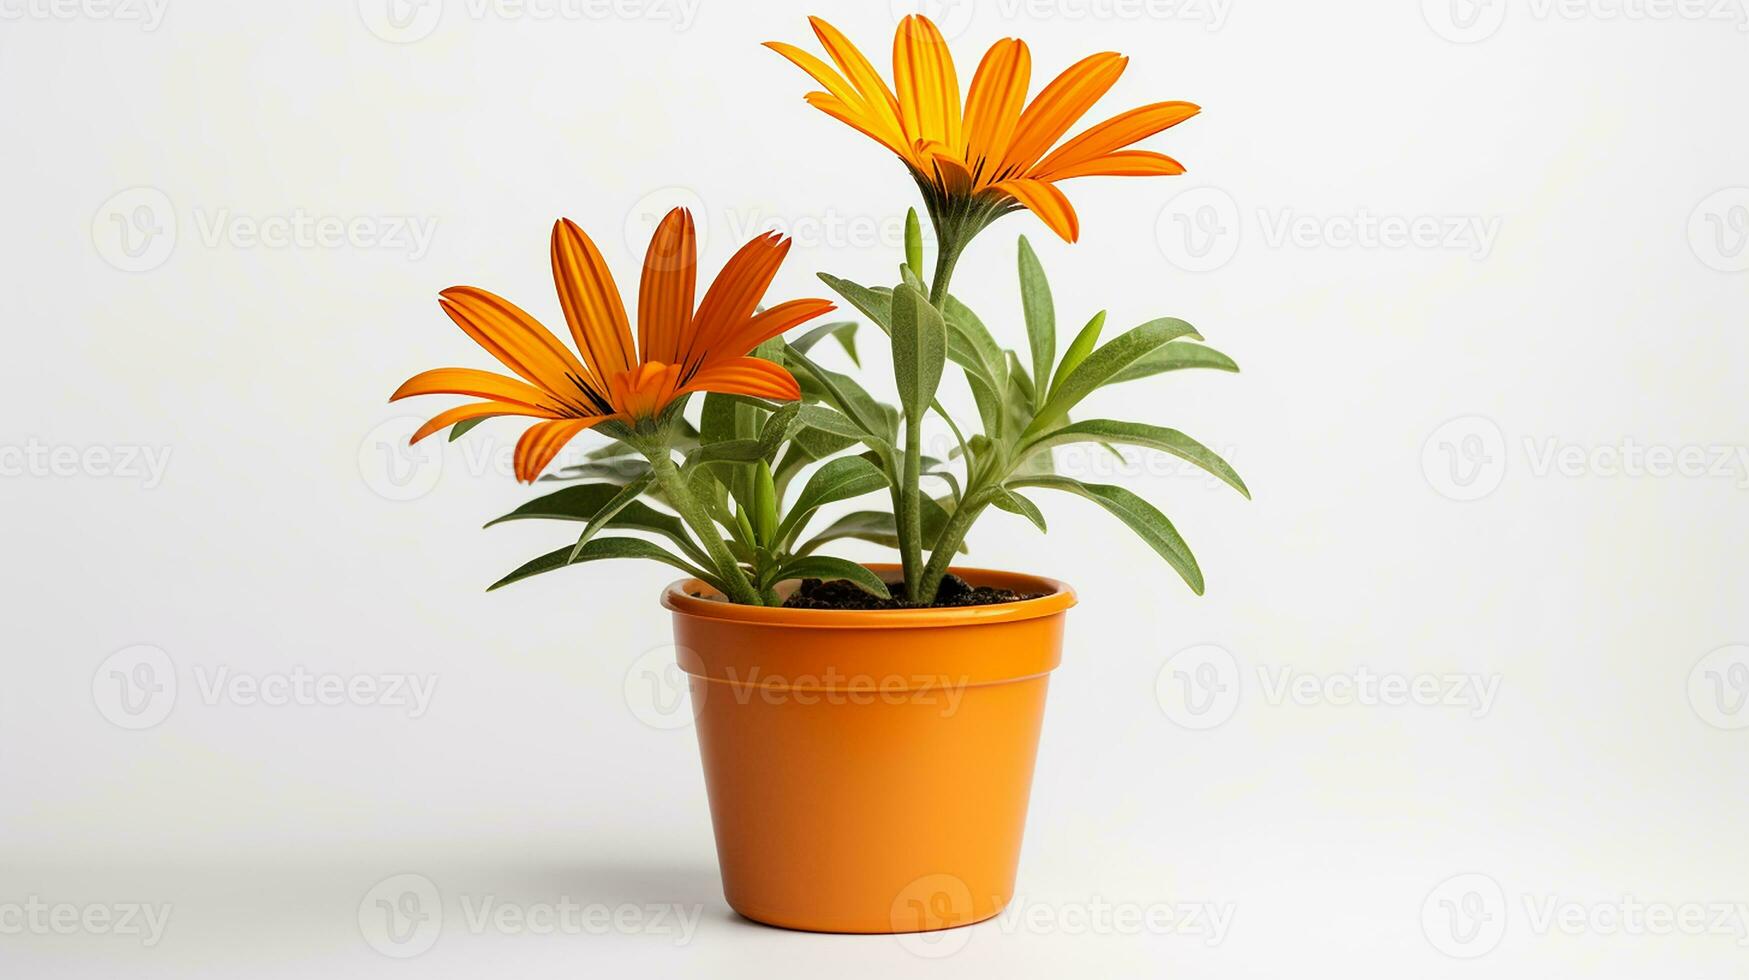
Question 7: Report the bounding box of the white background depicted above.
[3,0,1747,976]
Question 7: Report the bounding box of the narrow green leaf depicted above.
[817,273,893,330]
[488,537,720,592]
[990,487,1047,533]
[449,417,490,441]
[1021,420,1249,498]
[1013,476,1205,594]
[1017,236,1055,407]
[783,343,892,440]
[686,439,765,466]
[567,473,655,562]
[1110,341,1240,384]
[757,402,801,461]
[1025,318,1204,439]
[542,459,653,484]
[485,483,710,567]
[889,282,946,426]
[773,556,892,599]
[905,208,924,281]
[774,455,890,546]
[795,502,965,556]
[753,461,779,545]
[790,320,861,366]
[1049,310,1106,400]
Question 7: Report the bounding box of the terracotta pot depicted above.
[661,564,1075,934]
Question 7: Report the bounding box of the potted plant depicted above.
[391,13,1246,935]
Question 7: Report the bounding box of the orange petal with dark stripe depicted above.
[437,286,591,399]
[686,232,790,373]
[961,38,1031,178]
[992,177,1081,242]
[676,356,802,402]
[711,298,836,362]
[607,362,683,420]
[550,218,636,380]
[411,401,562,445]
[1034,101,1199,179]
[802,92,916,162]
[637,208,697,367]
[513,417,605,483]
[392,367,559,410]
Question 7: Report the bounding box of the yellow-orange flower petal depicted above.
[712,298,838,362]
[1039,150,1186,181]
[807,16,906,148]
[1000,52,1128,175]
[961,37,1031,177]
[637,208,697,367]
[893,14,961,150]
[991,177,1080,242]
[1034,101,1200,179]
[551,218,636,380]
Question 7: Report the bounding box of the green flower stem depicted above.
[899,421,924,597]
[645,450,763,605]
[928,235,965,307]
[916,491,989,603]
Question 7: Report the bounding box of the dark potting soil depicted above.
[780,573,1043,611]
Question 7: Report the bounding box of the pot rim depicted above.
[661,562,1076,630]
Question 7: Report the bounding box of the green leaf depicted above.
[794,503,965,556]
[686,439,765,467]
[888,282,946,426]
[488,537,720,592]
[817,273,893,330]
[783,343,893,441]
[1017,236,1056,408]
[1110,341,1240,384]
[790,320,861,366]
[753,461,779,545]
[757,402,801,461]
[567,473,655,562]
[485,483,709,567]
[449,417,490,441]
[942,295,1006,384]
[775,455,890,546]
[772,556,892,599]
[1049,310,1106,400]
[1021,420,1249,498]
[1013,476,1205,594]
[1024,318,1204,439]
[990,487,1047,533]
[905,208,924,280]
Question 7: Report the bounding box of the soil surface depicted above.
[781,573,1043,610]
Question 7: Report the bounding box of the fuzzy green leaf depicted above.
[775,455,890,546]
[772,556,893,599]
[990,487,1047,533]
[790,320,861,366]
[889,282,946,427]
[1013,477,1204,594]
[488,537,719,592]
[1021,420,1249,498]
[1017,237,1056,407]
[1109,342,1240,384]
[1049,310,1106,400]
[1024,318,1204,439]
[485,483,709,566]
[566,473,655,562]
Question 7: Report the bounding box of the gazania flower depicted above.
[392,209,833,482]
[766,15,1199,244]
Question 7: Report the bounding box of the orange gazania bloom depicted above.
[392,209,833,482]
[766,15,1199,243]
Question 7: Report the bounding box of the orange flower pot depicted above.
[661,564,1075,934]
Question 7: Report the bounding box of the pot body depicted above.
[662,565,1075,934]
